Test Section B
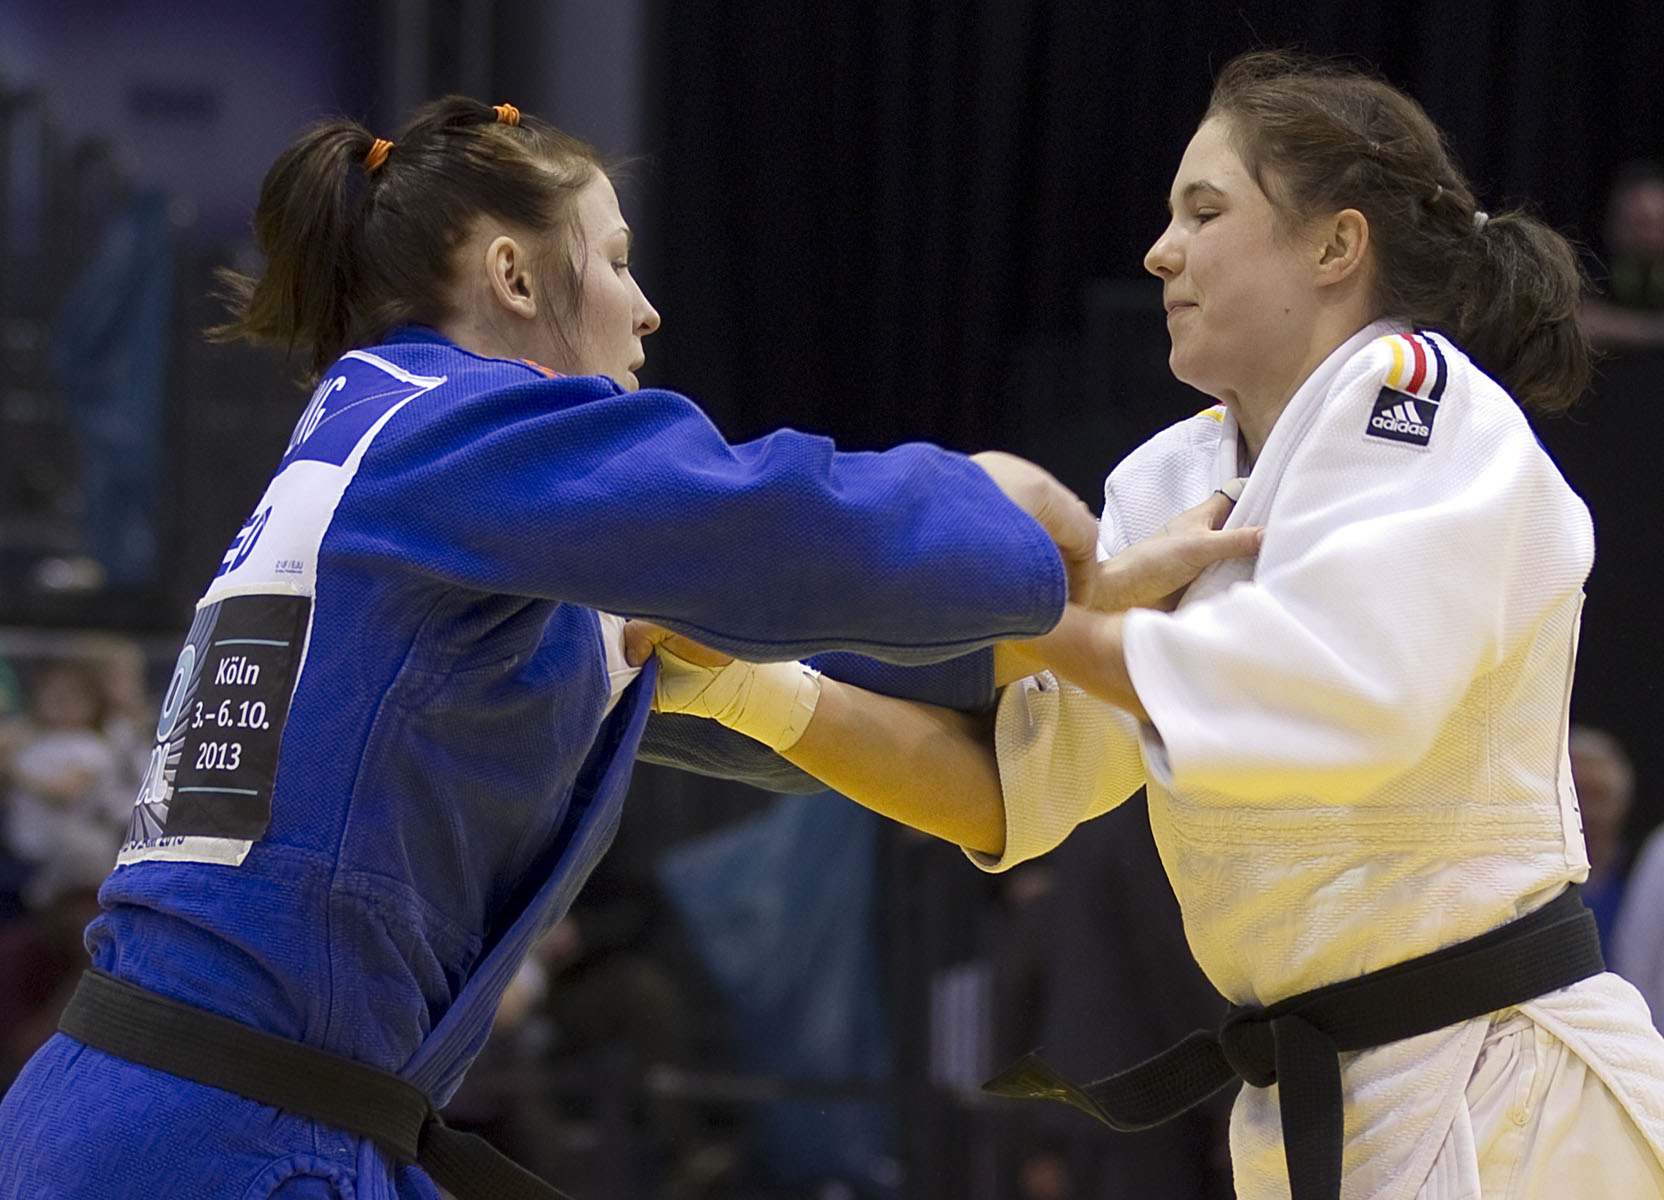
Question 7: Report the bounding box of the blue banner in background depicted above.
[52,191,173,588]
[658,791,898,1197]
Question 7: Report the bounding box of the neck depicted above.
[1228,309,1375,463]
[435,309,526,362]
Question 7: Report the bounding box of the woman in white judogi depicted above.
[633,50,1664,1199]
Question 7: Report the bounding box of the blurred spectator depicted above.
[539,821,730,1199]
[990,861,1060,1065]
[1580,161,1664,351]
[1008,795,1232,1200]
[81,634,155,793]
[1,657,126,910]
[658,792,896,1199]
[0,651,24,724]
[50,190,174,590]
[1612,756,1664,1034]
[445,803,731,1199]
[0,882,102,1091]
[0,650,29,920]
[0,651,128,1087]
[1570,724,1636,952]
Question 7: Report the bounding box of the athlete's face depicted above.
[1143,118,1327,408]
[558,172,660,390]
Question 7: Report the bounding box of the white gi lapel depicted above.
[1179,320,1404,609]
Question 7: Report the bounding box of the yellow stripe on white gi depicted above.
[1387,335,1408,390]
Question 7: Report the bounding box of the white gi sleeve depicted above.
[965,670,1145,872]
[966,410,1225,873]
[1124,337,1594,801]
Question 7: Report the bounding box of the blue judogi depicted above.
[0,328,1062,1199]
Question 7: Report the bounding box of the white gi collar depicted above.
[1216,318,1405,530]
[1180,318,1405,610]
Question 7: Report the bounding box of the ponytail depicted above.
[1450,211,1590,415]
[211,120,375,379]
[212,97,604,383]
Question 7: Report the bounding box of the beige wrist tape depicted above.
[654,649,823,752]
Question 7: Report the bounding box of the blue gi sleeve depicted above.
[637,714,823,792]
[805,647,997,712]
[348,369,1065,664]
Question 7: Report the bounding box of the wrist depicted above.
[729,660,824,751]
[655,649,823,752]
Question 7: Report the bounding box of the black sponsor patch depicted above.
[126,593,310,850]
[1365,387,1439,447]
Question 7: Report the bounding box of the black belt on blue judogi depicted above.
[58,967,571,1200]
[982,886,1603,1200]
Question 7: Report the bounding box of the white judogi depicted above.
[977,321,1664,1198]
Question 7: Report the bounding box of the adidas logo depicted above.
[1370,399,1429,437]
[1366,387,1438,447]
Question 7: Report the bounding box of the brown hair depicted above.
[30,657,112,733]
[213,96,605,381]
[1205,50,1590,414]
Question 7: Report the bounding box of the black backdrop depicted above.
[638,0,1664,829]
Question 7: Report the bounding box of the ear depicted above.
[1314,208,1370,287]
[485,235,538,320]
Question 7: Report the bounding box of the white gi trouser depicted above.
[1418,1006,1664,1199]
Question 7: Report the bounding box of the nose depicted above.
[635,284,661,337]
[1144,220,1181,279]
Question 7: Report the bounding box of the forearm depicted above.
[1016,605,1147,721]
[781,678,1007,857]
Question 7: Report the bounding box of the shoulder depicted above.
[339,351,723,496]
[1099,405,1229,548]
[1112,405,1228,476]
[352,341,707,447]
[1320,329,1536,455]
[1297,329,1590,548]
[1104,404,1228,497]
[354,339,614,405]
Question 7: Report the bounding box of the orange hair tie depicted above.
[364,138,394,172]
[493,102,521,127]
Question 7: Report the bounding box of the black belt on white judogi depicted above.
[58,967,571,1200]
[982,886,1603,1200]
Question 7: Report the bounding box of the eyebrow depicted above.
[1166,180,1224,212]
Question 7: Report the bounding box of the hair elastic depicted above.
[493,102,521,126]
[364,138,394,172]
[1472,209,1490,232]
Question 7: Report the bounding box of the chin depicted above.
[1166,348,1201,391]
[1167,351,1222,401]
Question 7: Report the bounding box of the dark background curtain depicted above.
[643,1,1663,436]
[641,0,1664,827]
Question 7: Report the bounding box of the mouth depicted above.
[1164,299,1196,315]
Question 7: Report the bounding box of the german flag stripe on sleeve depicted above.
[1376,332,1448,401]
